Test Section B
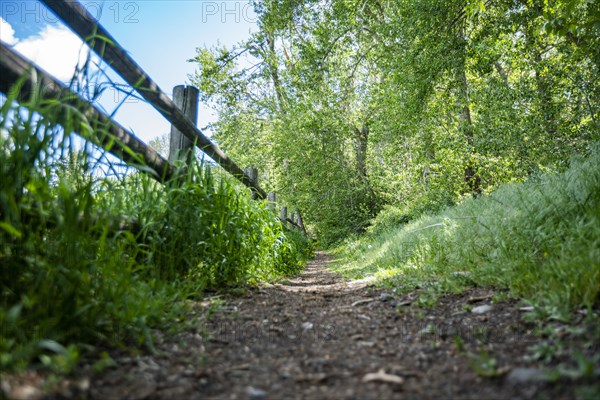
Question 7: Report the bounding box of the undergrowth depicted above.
[0,79,309,371]
[333,144,600,316]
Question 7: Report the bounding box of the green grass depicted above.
[0,77,309,372]
[333,144,600,315]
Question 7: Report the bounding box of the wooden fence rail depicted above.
[0,43,175,183]
[40,0,266,199]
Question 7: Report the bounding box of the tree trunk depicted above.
[494,61,508,82]
[265,29,286,114]
[524,8,558,138]
[533,50,557,137]
[353,123,369,181]
[457,55,481,195]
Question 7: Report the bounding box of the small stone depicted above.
[76,378,90,392]
[380,293,392,302]
[471,305,493,314]
[362,369,404,385]
[357,341,376,347]
[506,368,546,384]
[9,384,43,400]
[301,322,314,331]
[306,357,328,367]
[247,386,267,399]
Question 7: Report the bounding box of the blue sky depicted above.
[1,0,257,144]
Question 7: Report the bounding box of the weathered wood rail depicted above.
[0,0,306,236]
[41,0,266,199]
[0,44,175,183]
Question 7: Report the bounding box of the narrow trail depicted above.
[45,252,582,399]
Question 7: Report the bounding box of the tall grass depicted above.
[0,79,308,371]
[334,145,600,314]
[111,163,305,287]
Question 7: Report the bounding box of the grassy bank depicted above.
[0,84,310,372]
[333,145,600,317]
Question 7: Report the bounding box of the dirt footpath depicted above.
[6,252,596,399]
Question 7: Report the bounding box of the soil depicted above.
[2,251,599,399]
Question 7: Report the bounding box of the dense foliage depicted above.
[0,85,307,370]
[190,0,599,244]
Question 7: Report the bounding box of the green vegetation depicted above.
[1,0,598,385]
[116,166,305,287]
[332,146,600,313]
[332,143,600,387]
[190,3,599,371]
[0,82,308,371]
[190,0,599,245]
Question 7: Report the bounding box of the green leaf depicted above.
[37,340,67,355]
[0,222,22,238]
[6,305,22,323]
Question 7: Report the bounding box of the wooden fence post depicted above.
[267,192,276,212]
[296,209,307,236]
[244,167,259,200]
[280,206,288,228]
[290,210,297,226]
[169,85,199,165]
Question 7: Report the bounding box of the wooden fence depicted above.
[0,0,306,236]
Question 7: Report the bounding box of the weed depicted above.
[453,336,466,353]
[467,351,502,378]
[527,341,566,364]
[555,353,600,381]
[91,352,117,373]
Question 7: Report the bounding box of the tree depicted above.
[148,133,170,158]
[189,0,599,243]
